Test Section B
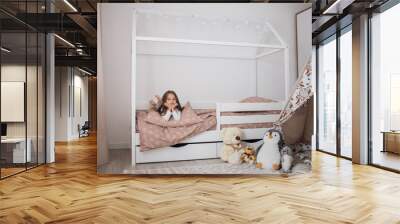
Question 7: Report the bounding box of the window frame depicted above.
[315,24,353,161]
[367,0,400,173]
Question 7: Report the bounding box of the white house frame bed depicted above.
[134,101,285,164]
[131,9,289,166]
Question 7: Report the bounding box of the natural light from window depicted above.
[371,3,400,170]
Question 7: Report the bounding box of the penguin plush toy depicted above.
[256,129,284,170]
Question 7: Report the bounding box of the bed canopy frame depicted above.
[133,9,288,54]
[132,9,290,98]
[130,9,291,166]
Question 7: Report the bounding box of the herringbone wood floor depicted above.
[1,135,400,224]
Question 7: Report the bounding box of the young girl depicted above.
[158,90,183,121]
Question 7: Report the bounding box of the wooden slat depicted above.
[218,102,285,112]
[136,102,283,111]
[136,36,286,49]
[220,114,280,125]
[242,128,268,139]
[136,101,216,110]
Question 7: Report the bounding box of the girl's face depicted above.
[166,93,177,106]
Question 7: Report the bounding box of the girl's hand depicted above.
[168,103,174,111]
[164,102,172,111]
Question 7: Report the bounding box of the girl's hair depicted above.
[158,90,183,115]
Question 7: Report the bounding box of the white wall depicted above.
[1,65,38,138]
[296,8,312,77]
[1,64,46,164]
[55,67,89,141]
[98,3,311,159]
[136,55,258,106]
[1,66,25,123]
[55,67,70,141]
[72,74,89,138]
[98,4,134,150]
[256,51,286,101]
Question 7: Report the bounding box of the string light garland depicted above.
[136,9,274,35]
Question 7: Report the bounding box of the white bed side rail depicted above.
[216,102,285,130]
[136,100,216,110]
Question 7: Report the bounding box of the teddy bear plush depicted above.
[240,146,256,165]
[228,148,244,164]
[149,95,162,111]
[219,127,243,163]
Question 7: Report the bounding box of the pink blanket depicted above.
[137,107,216,150]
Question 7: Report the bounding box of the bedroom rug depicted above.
[114,159,311,175]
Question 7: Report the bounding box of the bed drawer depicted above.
[216,143,223,158]
[136,143,218,163]
[135,131,218,146]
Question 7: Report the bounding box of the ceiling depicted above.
[0,0,392,75]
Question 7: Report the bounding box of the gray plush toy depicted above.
[280,146,294,173]
[294,143,312,165]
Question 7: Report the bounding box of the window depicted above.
[340,28,352,158]
[370,2,400,171]
[390,74,400,130]
[317,26,353,159]
[317,36,337,154]
[0,2,47,179]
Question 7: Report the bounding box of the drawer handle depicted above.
[171,143,189,148]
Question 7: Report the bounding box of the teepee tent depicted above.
[274,60,314,145]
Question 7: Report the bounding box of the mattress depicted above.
[135,109,280,133]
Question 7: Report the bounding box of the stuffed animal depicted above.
[240,146,256,164]
[293,143,312,166]
[256,129,284,170]
[280,146,294,173]
[228,148,244,164]
[219,127,243,163]
[149,95,162,111]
